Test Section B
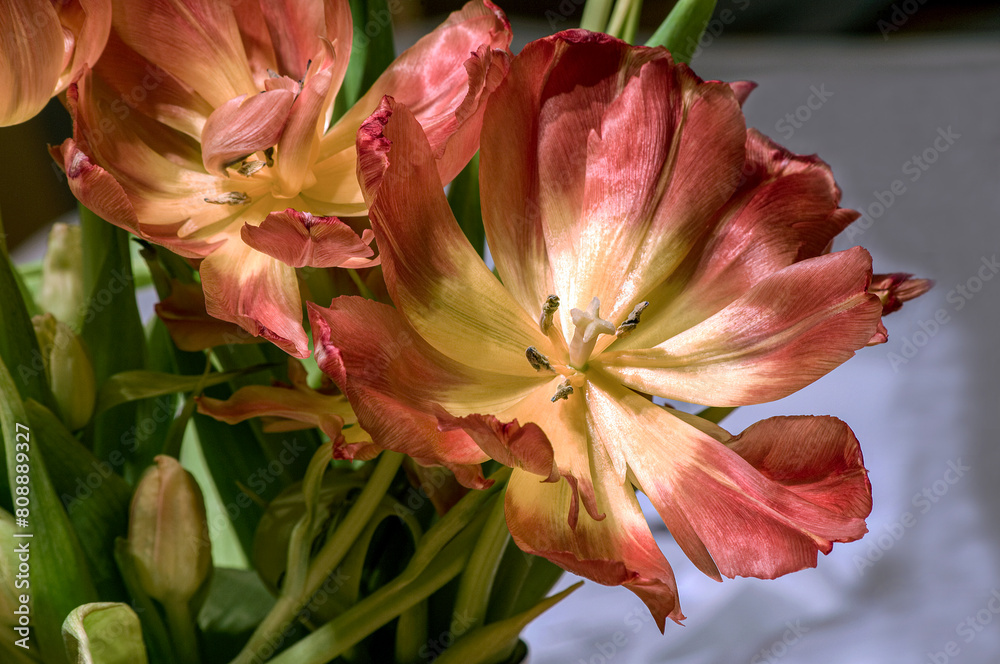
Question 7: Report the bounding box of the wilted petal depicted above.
[588,377,870,582]
[596,247,883,406]
[241,208,377,269]
[326,0,511,180]
[869,272,933,314]
[200,236,309,358]
[309,297,543,488]
[155,279,260,351]
[196,359,353,442]
[506,466,683,631]
[201,90,295,176]
[727,80,756,106]
[356,97,552,377]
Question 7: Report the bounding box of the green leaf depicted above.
[448,153,486,257]
[25,400,130,601]
[333,0,396,115]
[431,582,582,664]
[0,356,97,664]
[62,603,149,664]
[646,0,718,62]
[197,568,276,664]
[95,366,273,415]
[79,205,148,466]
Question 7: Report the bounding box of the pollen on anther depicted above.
[525,346,553,372]
[617,301,649,338]
[550,380,573,402]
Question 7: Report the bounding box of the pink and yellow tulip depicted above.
[309,31,926,628]
[53,0,512,357]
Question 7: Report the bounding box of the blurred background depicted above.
[7,1,999,663]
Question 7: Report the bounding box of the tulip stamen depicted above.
[525,346,554,373]
[539,294,560,334]
[550,380,574,402]
[616,301,649,338]
[204,192,251,205]
[237,159,266,177]
[568,297,615,369]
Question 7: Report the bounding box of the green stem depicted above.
[229,451,404,664]
[605,0,638,38]
[163,600,200,664]
[449,489,510,638]
[580,0,614,31]
[269,497,496,664]
[347,268,374,300]
[620,0,644,43]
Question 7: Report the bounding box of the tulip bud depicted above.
[38,223,84,328]
[126,456,212,606]
[32,313,96,430]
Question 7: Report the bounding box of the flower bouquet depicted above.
[0,0,930,662]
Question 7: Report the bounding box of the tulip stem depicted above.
[163,600,201,664]
[449,487,511,638]
[347,268,375,299]
[229,451,404,664]
[580,0,614,32]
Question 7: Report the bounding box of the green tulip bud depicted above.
[31,313,96,431]
[39,223,84,329]
[126,456,212,606]
[0,510,21,628]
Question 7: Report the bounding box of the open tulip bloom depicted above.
[309,30,929,629]
[52,0,512,358]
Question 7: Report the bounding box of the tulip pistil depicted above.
[568,297,615,369]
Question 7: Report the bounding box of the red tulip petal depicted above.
[587,377,870,582]
[240,208,377,269]
[309,297,542,488]
[200,236,309,358]
[506,466,684,631]
[201,89,295,176]
[356,97,552,377]
[596,247,883,406]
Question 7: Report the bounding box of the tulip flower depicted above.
[0,0,110,126]
[309,31,928,629]
[53,0,512,358]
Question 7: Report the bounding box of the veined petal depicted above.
[272,42,336,197]
[506,467,683,631]
[587,377,870,581]
[201,90,295,176]
[309,298,543,488]
[111,0,257,108]
[196,359,354,442]
[256,0,351,86]
[481,31,746,330]
[154,279,260,351]
[241,208,377,269]
[619,129,860,349]
[595,247,883,406]
[356,97,552,377]
[200,236,309,358]
[327,0,512,182]
[0,1,63,125]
